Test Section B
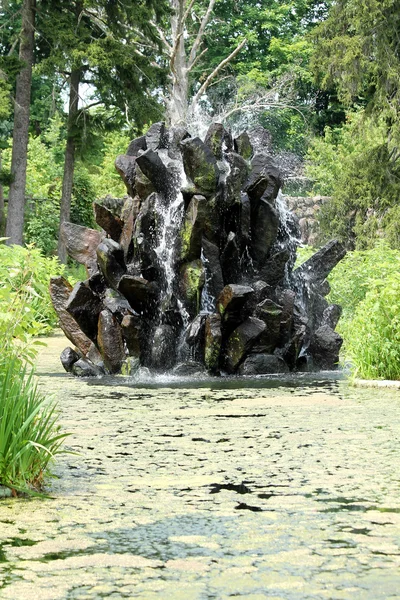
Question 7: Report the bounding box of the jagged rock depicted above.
[202,238,224,305]
[145,121,168,151]
[217,284,254,331]
[135,163,155,200]
[253,298,283,353]
[277,288,295,344]
[121,356,141,376]
[60,222,104,274]
[172,361,205,376]
[94,203,123,242]
[60,347,80,373]
[115,154,136,196]
[88,272,107,296]
[234,132,253,160]
[259,249,290,286]
[151,324,176,370]
[133,193,159,249]
[251,198,279,268]
[322,304,342,330]
[49,276,92,355]
[180,195,207,261]
[180,259,205,316]
[245,153,282,205]
[225,152,250,208]
[120,196,141,258]
[97,238,126,289]
[204,313,222,373]
[293,239,346,285]
[121,314,142,357]
[168,126,191,159]
[87,343,104,368]
[221,232,241,285]
[103,288,133,321]
[186,314,206,362]
[180,137,219,195]
[240,193,251,246]
[126,135,147,157]
[204,123,225,160]
[97,309,126,373]
[118,275,158,316]
[224,317,266,373]
[72,358,104,377]
[238,354,289,375]
[308,324,343,369]
[135,149,173,196]
[65,281,102,342]
[280,324,307,370]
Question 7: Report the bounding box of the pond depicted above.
[0,333,399,599]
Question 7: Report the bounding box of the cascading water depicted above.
[53,121,347,378]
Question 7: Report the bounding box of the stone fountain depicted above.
[50,122,346,377]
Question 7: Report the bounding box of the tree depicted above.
[5,0,35,246]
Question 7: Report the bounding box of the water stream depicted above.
[0,334,399,599]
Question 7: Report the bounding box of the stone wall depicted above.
[285,195,331,246]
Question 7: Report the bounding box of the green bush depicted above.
[0,242,65,336]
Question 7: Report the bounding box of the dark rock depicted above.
[319,279,331,297]
[280,325,307,370]
[115,154,136,196]
[225,152,250,208]
[49,276,92,355]
[126,135,147,157]
[71,358,104,377]
[60,222,104,275]
[251,198,279,268]
[180,195,207,261]
[218,284,254,331]
[121,314,142,357]
[308,324,343,369]
[97,309,126,373]
[103,288,133,321]
[180,260,205,316]
[145,121,167,151]
[204,123,225,160]
[93,202,123,242]
[202,238,224,305]
[240,193,251,246]
[120,195,141,258]
[234,132,253,160]
[238,353,289,375]
[172,361,205,376]
[168,126,191,159]
[277,288,295,344]
[322,304,342,330]
[65,281,102,342]
[259,249,290,286]
[97,238,126,289]
[253,298,283,353]
[224,317,266,373]
[186,314,206,362]
[245,153,282,205]
[151,324,176,370]
[88,272,106,296]
[135,149,173,196]
[204,313,222,373]
[118,275,158,316]
[221,232,241,285]
[180,137,219,195]
[86,343,104,367]
[135,163,155,200]
[293,239,346,285]
[60,347,80,373]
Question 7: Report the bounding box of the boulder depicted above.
[103,288,133,321]
[60,222,104,274]
[245,153,282,205]
[93,203,123,242]
[186,314,206,362]
[126,135,147,157]
[135,163,155,200]
[217,284,254,331]
[118,275,158,316]
[204,313,222,373]
[97,309,126,373]
[308,324,343,369]
[251,198,279,268]
[60,347,80,373]
[120,195,141,258]
[253,298,283,353]
[180,259,205,316]
[135,149,173,196]
[293,239,346,285]
[115,154,136,196]
[180,137,219,195]
[168,126,191,159]
[145,121,168,151]
[234,132,253,160]
[238,354,289,375]
[259,249,290,286]
[172,361,205,376]
[49,276,92,355]
[121,314,142,358]
[224,317,266,373]
[151,324,176,370]
[221,232,241,285]
[225,152,250,208]
[96,238,126,289]
[202,238,224,304]
[322,304,342,330]
[180,195,207,261]
[72,358,104,377]
[204,122,225,160]
[65,281,102,342]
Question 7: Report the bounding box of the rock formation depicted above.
[51,122,346,377]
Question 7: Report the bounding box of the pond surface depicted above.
[0,333,399,599]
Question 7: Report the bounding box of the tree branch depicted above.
[188,0,216,68]
[187,46,208,72]
[182,0,197,27]
[191,38,247,108]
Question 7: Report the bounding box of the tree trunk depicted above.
[168,0,189,126]
[57,67,80,263]
[5,0,35,246]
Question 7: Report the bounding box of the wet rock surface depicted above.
[1,335,399,599]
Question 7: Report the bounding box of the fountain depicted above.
[50,122,346,377]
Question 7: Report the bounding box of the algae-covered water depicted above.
[0,333,399,599]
